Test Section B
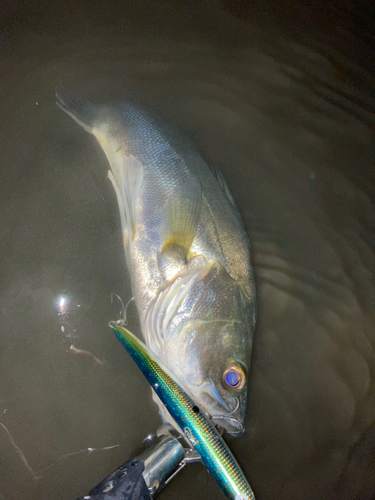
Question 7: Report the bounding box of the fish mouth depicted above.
[212,415,244,436]
[211,398,245,436]
[199,390,245,436]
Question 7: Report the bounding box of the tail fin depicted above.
[55,90,97,133]
[56,90,144,245]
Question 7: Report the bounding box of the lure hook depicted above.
[211,398,244,436]
[110,293,134,325]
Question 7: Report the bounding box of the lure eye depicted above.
[222,363,246,390]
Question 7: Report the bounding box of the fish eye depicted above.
[222,363,246,390]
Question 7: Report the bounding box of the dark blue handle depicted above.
[76,456,151,500]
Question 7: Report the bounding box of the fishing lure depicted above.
[112,323,256,500]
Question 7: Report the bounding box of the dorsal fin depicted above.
[208,164,237,209]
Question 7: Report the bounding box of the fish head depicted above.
[146,260,255,436]
[171,318,251,436]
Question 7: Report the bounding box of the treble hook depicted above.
[110,294,134,325]
[211,398,244,436]
[211,397,239,418]
[214,417,244,436]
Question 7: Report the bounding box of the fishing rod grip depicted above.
[75,433,185,500]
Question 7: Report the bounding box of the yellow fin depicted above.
[161,175,202,262]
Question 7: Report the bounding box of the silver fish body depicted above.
[56,92,256,434]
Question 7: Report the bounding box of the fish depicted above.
[112,323,256,500]
[56,91,256,435]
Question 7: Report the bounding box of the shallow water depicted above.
[0,1,375,499]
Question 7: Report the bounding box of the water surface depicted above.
[0,1,374,499]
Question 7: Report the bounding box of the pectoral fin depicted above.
[161,175,202,263]
[107,155,143,242]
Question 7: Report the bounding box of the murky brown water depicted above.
[0,1,374,499]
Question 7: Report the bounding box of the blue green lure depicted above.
[112,323,255,500]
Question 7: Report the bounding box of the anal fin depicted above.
[107,155,143,242]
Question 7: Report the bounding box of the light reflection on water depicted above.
[0,1,374,500]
